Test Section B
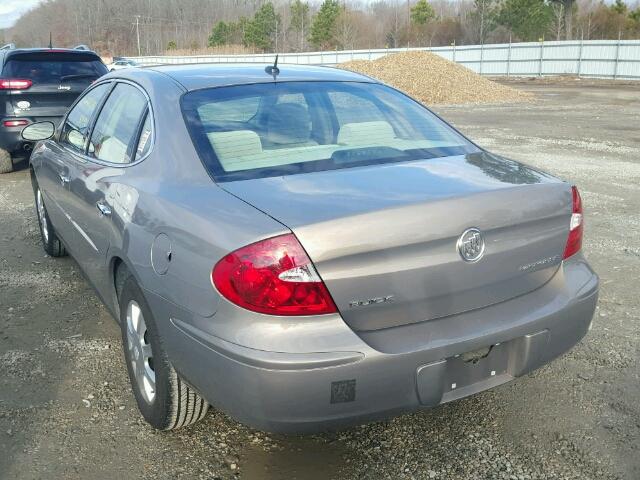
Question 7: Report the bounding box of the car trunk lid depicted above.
[221,153,571,332]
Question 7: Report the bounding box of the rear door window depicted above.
[60,83,111,153]
[88,83,148,164]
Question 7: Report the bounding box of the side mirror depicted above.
[21,121,55,141]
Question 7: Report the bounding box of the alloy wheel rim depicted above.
[36,189,49,244]
[126,300,156,403]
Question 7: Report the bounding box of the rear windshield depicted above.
[2,53,108,84]
[181,81,479,182]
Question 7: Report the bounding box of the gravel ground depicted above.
[0,79,638,480]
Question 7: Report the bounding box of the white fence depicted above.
[128,39,640,80]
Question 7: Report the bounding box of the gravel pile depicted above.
[338,51,531,105]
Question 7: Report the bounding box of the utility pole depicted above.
[300,14,304,52]
[479,0,485,45]
[394,0,399,48]
[407,0,411,48]
[134,15,141,56]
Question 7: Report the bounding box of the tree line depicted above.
[4,0,640,58]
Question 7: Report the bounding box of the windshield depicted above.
[181,81,480,182]
[2,53,108,84]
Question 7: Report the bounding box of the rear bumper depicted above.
[147,255,598,433]
[0,123,28,153]
[0,116,62,153]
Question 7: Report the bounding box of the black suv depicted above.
[0,44,108,173]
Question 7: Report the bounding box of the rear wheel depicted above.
[34,185,66,257]
[0,149,13,174]
[119,275,209,430]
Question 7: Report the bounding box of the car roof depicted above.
[134,63,377,91]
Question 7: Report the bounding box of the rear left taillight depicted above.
[212,233,337,316]
[0,79,32,90]
[563,185,583,259]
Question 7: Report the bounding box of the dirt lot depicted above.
[1,79,638,480]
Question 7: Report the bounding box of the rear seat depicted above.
[207,130,264,163]
[337,121,453,151]
[207,130,339,172]
[337,121,397,145]
[206,122,452,172]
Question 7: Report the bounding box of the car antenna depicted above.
[265,54,279,80]
[48,32,53,49]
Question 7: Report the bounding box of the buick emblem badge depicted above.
[457,228,485,263]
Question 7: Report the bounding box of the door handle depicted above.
[96,201,112,217]
[58,172,70,185]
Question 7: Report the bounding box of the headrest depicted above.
[207,130,262,166]
[337,121,396,145]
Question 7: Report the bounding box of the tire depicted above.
[34,184,67,257]
[0,149,13,174]
[119,274,209,430]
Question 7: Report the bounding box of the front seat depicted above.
[262,103,318,149]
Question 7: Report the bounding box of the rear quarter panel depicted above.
[102,71,288,320]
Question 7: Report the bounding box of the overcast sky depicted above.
[0,0,43,29]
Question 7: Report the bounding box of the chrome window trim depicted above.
[59,78,155,168]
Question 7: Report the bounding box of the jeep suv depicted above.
[0,44,108,172]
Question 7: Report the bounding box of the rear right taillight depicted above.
[0,79,32,90]
[563,185,583,259]
[212,233,337,316]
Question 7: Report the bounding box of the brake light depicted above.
[563,186,583,259]
[3,119,29,127]
[0,79,32,90]
[212,233,337,316]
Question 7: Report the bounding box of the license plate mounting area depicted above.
[416,329,549,406]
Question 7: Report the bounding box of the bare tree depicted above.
[550,0,575,39]
[550,2,565,40]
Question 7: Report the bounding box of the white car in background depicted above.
[109,59,139,71]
